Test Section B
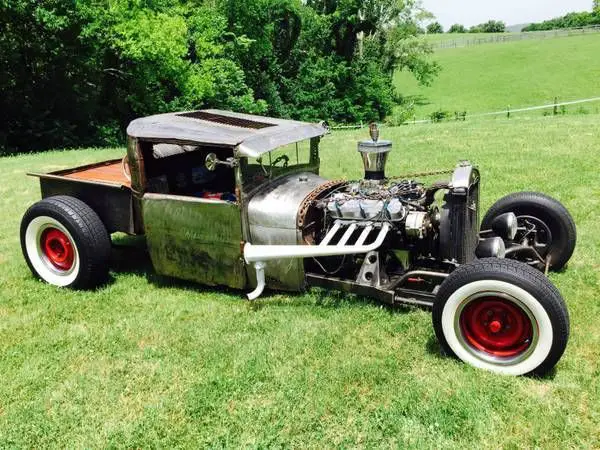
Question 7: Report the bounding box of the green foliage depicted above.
[385,104,415,126]
[454,111,467,121]
[448,24,467,33]
[0,1,100,151]
[470,20,506,33]
[0,1,265,154]
[426,21,444,34]
[429,109,450,122]
[522,10,600,31]
[0,0,438,153]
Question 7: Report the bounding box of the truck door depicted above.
[142,193,247,289]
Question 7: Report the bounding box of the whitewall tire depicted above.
[432,258,569,377]
[24,215,81,287]
[20,196,111,289]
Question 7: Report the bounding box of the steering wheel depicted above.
[271,155,289,168]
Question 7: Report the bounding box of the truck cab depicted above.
[27,109,329,290]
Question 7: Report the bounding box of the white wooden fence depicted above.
[433,26,600,50]
[329,96,600,129]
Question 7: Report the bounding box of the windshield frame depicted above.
[238,137,321,197]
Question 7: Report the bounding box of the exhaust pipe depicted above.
[244,223,390,263]
[243,223,391,300]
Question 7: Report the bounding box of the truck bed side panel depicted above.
[38,177,137,234]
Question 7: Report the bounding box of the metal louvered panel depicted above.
[177,111,275,130]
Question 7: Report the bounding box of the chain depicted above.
[331,169,454,186]
[387,168,454,181]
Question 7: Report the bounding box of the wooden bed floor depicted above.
[64,161,131,187]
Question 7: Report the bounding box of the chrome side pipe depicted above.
[247,261,266,301]
[243,223,391,300]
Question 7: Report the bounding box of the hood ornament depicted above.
[369,122,379,142]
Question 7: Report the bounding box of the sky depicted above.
[421,0,593,28]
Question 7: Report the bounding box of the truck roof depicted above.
[126,109,328,158]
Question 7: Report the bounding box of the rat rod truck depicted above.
[21,110,576,376]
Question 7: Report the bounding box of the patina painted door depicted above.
[142,193,247,289]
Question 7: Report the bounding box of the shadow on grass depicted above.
[425,334,443,359]
[248,286,417,316]
[424,334,559,380]
[109,238,561,380]
[109,235,415,316]
[402,94,431,107]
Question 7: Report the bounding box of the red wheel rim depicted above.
[40,228,75,271]
[459,296,534,358]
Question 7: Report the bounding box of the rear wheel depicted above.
[432,258,569,376]
[21,196,111,289]
[481,192,576,271]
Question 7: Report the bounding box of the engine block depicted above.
[326,193,406,221]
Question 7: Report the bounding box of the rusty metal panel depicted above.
[142,193,246,289]
[38,177,135,234]
[178,111,275,130]
[127,109,327,158]
[59,159,130,187]
[127,137,146,195]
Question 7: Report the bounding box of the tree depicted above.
[469,20,505,33]
[0,0,441,153]
[448,24,466,33]
[594,0,600,13]
[481,20,506,33]
[426,21,444,34]
[0,0,266,153]
[522,10,600,31]
[226,0,440,122]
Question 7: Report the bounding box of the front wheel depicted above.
[432,258,569,376]
[481,192,576,271]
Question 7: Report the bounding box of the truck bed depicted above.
[28,159,139,234]
[54,159,131,188]
[29,159,131,188]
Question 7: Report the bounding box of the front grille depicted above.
[178,111,275,130]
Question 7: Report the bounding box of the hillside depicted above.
[507,23,531,32]
[395,33,600,119]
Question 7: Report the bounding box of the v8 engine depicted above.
[308,130,482,299]
[322,180,435,240]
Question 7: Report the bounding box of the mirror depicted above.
[205,153,219,171]
[206,153,239,171]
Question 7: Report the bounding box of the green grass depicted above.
[1,115,600,447]
[395,33,600,119]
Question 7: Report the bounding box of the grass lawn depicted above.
[1,115,600,447]
[395,33,600,119]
